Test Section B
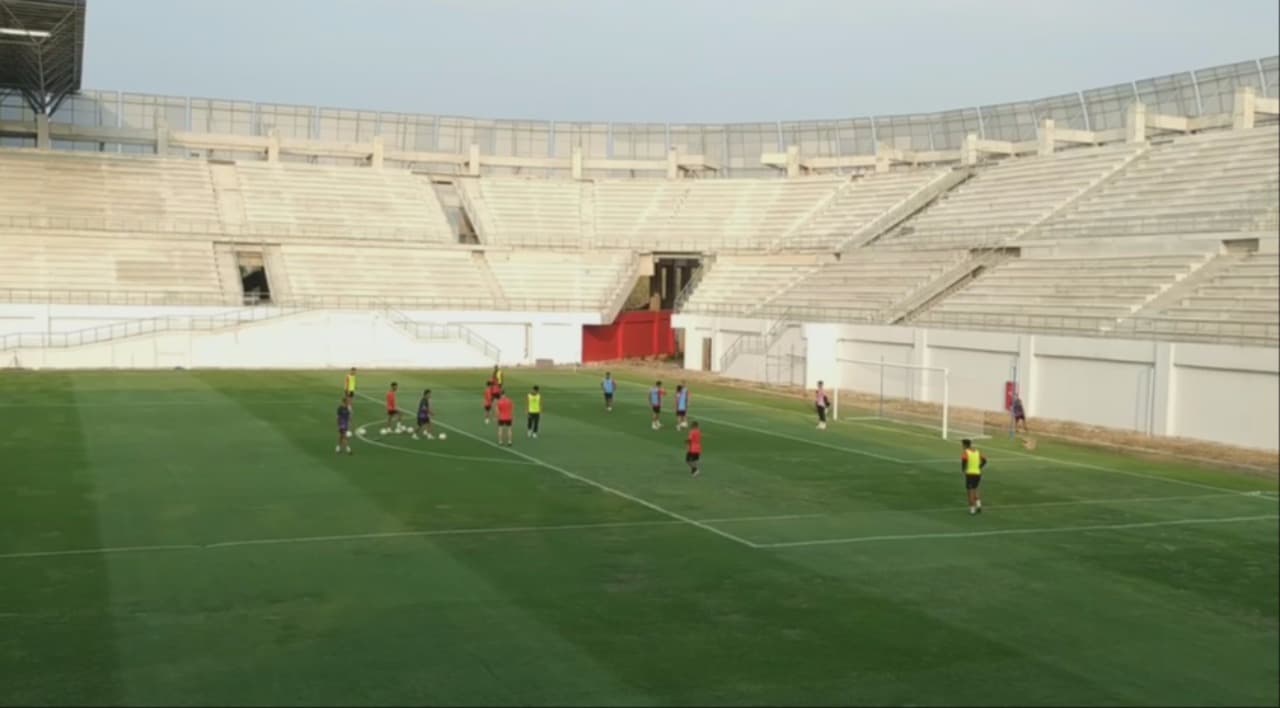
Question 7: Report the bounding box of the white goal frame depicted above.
[831,357,971,440]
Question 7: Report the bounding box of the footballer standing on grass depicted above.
[336,395,353,455]
[685,421,702,477]
[496,391,515,446]
[961,438,988,515]
[413,389,435,440]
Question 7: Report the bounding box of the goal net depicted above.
[831,358,988,440]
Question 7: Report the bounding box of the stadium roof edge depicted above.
[0,0,85,115]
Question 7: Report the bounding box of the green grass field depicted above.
[1,368,1276,706]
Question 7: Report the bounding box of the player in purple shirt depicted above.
[1012,395,1028,434]
[336,395,354,455]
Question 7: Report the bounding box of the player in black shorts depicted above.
[413,389,435,440]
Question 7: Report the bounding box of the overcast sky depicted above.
[83,0,1280,123]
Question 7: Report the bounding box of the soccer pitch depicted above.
[2,368,1276,706]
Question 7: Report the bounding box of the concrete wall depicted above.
[0,306,594,370]
[672,313,1280,451]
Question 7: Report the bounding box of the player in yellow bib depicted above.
[492,365,504,388]
[961,438,988,515]
[343,367,357,397]
[526,385,542,439]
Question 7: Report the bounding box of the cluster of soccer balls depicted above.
[378,423,446,441]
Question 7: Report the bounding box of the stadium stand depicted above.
[457,178,587,246]
[1031,127,1280,238]
[0,149,220,225]
[913,252,1212,333]
[484,250,636,311]
[1121,250,1280,343]
[230,163,455,241]
[680,255,823,315]
[781,168,955,250]
[278,244,496,308]
[881,144,1145,246]
[0,232,224,300]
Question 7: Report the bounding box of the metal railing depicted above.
[383,308,503,363]
[0,214,448,242]
[0,288,611,313]
[0,306,305,351]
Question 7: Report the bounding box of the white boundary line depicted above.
[1,512,825,561]
[818,491,1267,518]
[354,393,759,548]
[755,514,1280,548]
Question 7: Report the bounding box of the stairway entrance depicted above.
[236,251,272,305]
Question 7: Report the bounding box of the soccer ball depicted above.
[380,427,389,435]
[438,433,447,441]
[345,430,352,438]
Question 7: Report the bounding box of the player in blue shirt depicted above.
[336,395,353,455]
[649,381,666,430]
[413,389,435,440]
[601,372,617,412]
[675,384,691,430]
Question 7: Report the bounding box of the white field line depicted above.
[850,420,1278,501]
[0,512,827,561]
[756,514,1280,549]
[355,392,758,548]
[693,413,910,464]
[818,491,1269,518]
[575,374,1276,500]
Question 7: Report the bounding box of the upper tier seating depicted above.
[232,163,454,241]
[458,178,585,245]
[0,150,220,225]
[914,253,1207,332]
[881,144,1143,247]
[593,178,843,250]
[279,244,494,307]
[784,169,951,250]
[1033,127,1280,238]
[485,250,634,310]
[0,230,224,301]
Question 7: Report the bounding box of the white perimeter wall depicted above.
[0,305,593,370]
[673,314,1279,452]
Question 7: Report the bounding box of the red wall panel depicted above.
[581,311,678,363]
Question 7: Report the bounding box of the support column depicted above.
[1125,101,1146,143]
[468,143,481,176]
[1232,87,1256,130]
[266,129,280,162]
[911,326,930,402]
[369,135,384,168]
[785,145,800,177]
[874,141,891,173]
[1017,334,1036,415]
[155,114,169,155]
[571,145,583,179]
[1150,341,1176,437]
[961,133,978,165]
[35,114,51,150]
[1038,119,1055,156]
[666,147,679,179]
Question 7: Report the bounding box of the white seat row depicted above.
[279,244,493,307]
[485,250,634,309]
[0,230,223,296]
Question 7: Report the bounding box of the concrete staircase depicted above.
[891,249,1017,324]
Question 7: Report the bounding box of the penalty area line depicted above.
[755,513,1280,549]
[353,392,760,549]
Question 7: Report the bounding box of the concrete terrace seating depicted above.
[783,169,950,250]
[882,144,1142,247]
[1142,251,1279,330]
[1035,127,1280,238]
[916,253,1205,331]
[0,149,220,226]
[681,255,822,315]
[460,178,586,245]
[232,162,454,241]
[593,178,842,250]
[767,247,968,320]
[485,250,633,310]
[0,231,223,298]
[279,244,493,307]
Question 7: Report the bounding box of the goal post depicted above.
[831,357,987,440]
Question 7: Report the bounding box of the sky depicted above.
[83,0,1280,124]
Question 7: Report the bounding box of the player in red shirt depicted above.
[382,382,403,435]
[495,391,515,446]
[483,379,500,424]
[685,421,702,477]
